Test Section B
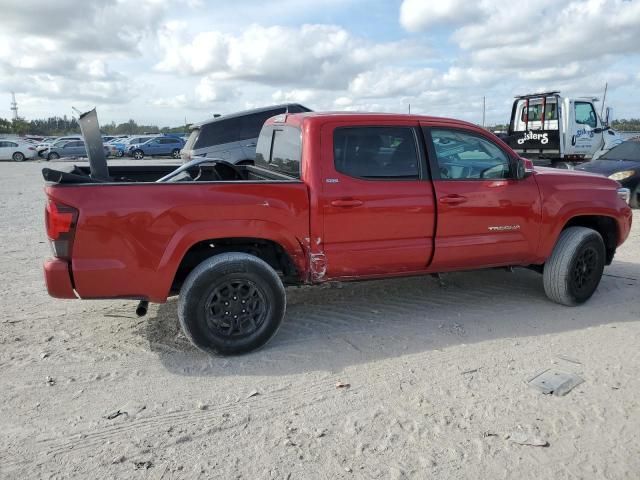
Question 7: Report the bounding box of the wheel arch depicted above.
[558,215,618,264]
[170,236,302,295]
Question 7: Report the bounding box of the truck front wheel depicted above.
[543,227,605,306]
[178,253,286,355]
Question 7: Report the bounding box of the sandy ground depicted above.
[0,160,638,479]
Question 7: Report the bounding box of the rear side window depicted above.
[255,125,301,178]
[520,102,558,122]
[333,127,420,179]
[240,109,286,140]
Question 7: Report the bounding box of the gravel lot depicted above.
[1,160,638,479]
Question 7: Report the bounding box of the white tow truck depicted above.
[504,91,623,168]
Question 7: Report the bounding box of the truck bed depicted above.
[44,163,310,302]
[42,162,294,184]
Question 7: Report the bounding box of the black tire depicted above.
[543,227,606,306]
[171,148,181,159]
[117,150,124,157]
[12,152,26,162]
[47,152,59,161]
[133,149,144,160]
[178,252,286,355]
[630,184,640,209]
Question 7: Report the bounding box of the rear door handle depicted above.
[439,194,467,205]
[245,143,257,148]
[331,199,364,207]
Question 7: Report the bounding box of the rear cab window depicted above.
[333,126,421,179]
[255,124,302,179]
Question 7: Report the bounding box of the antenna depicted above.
[600,82,608,118]
[10,92,18,120]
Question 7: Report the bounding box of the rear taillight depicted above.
[45,200,78,259]
[28,146,36,150]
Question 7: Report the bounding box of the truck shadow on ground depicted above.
[138,262,639,377]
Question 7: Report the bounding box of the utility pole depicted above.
[10,92,18,120]
[482,96,486,128]
[408,103,411,114]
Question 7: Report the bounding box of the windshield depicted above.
[600,141,640,161]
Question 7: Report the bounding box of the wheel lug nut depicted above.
[234,315,238,319]
[225,311,229,315]
[242,309,246,313]
[241,300,246,304]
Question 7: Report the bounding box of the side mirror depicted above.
[515,157,534,180]
[605,106,613,126]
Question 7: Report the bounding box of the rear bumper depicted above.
[44,258,76,299]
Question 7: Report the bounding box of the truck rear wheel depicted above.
[543,227,605,306]
[178,253,286,355]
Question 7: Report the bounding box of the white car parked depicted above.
[0,139,38,161]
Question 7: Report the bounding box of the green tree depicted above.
[0,118,11,134]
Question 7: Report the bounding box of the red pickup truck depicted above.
[43,112,632,355]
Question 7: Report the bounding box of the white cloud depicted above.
[156,23,420,89]
[0,0,639,126]
[400,0,486,31]
[195,77,237,103]
[272,89,320,104]
[0,0,169,106]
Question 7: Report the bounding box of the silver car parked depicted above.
[46,140,109,160]
[0,139,38,161]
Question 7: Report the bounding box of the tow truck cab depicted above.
[505,91,623,167]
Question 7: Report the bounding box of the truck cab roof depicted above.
[267,111,482,131]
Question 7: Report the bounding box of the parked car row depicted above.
[1,134,188,161]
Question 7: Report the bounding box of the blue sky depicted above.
[1,0,639,127]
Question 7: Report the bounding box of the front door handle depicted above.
[439,194,467,205]
[245,142,257,148]
[331,199,364,207]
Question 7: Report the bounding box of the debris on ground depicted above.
[508,431,549,447]
[526,369,584,396]
[507,425,549,447]
[336,381,351,389]
[556,354,582,365]
[247,390,260,398]
[133,461,153,470]
[45,376,55,386]
[105,410,128,420]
